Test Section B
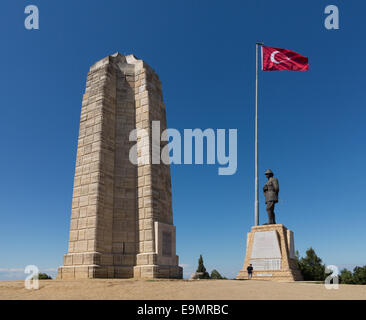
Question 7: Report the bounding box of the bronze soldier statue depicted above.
[263,169,279,224]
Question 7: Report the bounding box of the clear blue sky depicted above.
[0,0,365,280]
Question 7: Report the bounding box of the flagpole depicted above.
[255,42,264,226]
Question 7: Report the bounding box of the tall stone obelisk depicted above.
[57,53,182,279]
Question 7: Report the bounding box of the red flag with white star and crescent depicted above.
[261,46,309,71]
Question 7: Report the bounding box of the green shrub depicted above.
[210,269,226,279]
[33,273,52,280]
[352,266,366,285]
[196,254,210,279]
[339,269,354,284]
[295,247,326,281]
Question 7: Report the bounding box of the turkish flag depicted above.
[262,46,309,71]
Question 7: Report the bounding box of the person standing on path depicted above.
[247,264,253,279]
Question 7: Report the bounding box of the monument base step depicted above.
[57,264,183,279]
[236,269,303,282]
[57,265,134,279]
[133,265,183,279]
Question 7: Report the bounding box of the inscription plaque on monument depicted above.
[162,231,172,257]
[250,230,281,259]
[154,221,178,266]
[249,258,281,270]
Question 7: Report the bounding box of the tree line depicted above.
[295,247,366,285]
[195,249,366,284]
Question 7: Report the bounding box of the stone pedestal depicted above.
[133,222,182,279]
[236,224,302,281]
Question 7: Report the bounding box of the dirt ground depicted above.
[0,279,365,300]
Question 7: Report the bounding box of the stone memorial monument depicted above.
[57,53,182,279]
[237,170,302,281]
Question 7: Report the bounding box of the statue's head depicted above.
[265,169,274,178]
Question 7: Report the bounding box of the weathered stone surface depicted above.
[57,53,182,279]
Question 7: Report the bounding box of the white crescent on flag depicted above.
[270,51,283,64]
